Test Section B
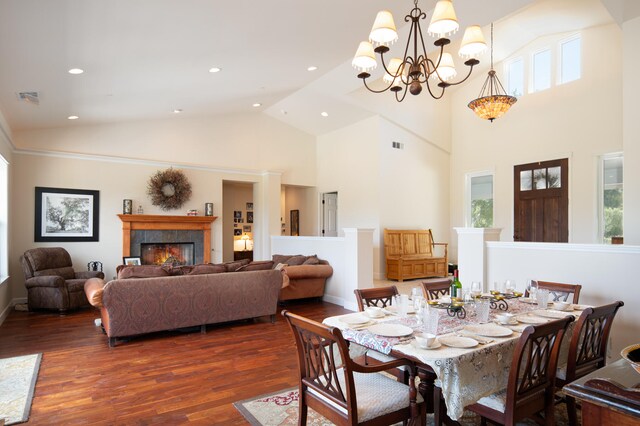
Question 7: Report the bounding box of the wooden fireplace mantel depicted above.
[118,214,217,263]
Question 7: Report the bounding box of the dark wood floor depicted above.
[0,301,350,425]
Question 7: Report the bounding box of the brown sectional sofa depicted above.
[86,265,282,347]
[273,254,333,302]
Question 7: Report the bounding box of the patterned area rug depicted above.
[0,354,42,425]
[234,388,575,426]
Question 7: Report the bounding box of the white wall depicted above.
[623,16,640,244]
[282,185,317,236]
[486,242,640,359]
[450,25,623,256]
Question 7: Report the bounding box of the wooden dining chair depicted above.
[421,278,451,301]
[555,301,624,426]
[525,281,582,304]
[354,286,398,311]
[282,310,425,426]
[465,316,574,426]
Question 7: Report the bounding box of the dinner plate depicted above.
[463,324,513,337]
[533,310,572,319]
[364,310,385,319]
[516,314,549,324]
[572,304,590,311]
[367,323,414,337]
[340,314,370,325]
[412,340,442,350]
[439,336,478,348]
[386,305,416,315]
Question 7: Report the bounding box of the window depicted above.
[532,49,551,92]
[467,173,493,228]
[600,153,623,244]
[505,58,524,97]
[560,35,581,84]
[0,154,7,282]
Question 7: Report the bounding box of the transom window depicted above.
[560,35,581,84]
[505,58,524,97]
[532,48,551,92]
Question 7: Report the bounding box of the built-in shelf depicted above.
[117,214,217,263]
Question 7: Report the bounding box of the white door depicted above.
[322,192,338,237]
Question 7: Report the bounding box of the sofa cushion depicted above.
[223,259,250,272]
[303,255,320,265]
[235,260,274,272]
[189,263,226,275]
[286,255,307,266]
[272,254,294,266]
[168,265,194,276]
[116,265,170,280]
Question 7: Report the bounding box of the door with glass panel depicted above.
[514,159,568,242]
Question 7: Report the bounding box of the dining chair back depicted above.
[525,280,582,304]
[421,278,451,301]
[556,301,624,425]
[354,286,398,311]
[282,310,424,425]
[467,316,574,426]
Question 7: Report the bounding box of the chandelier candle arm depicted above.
[353,0,485,103]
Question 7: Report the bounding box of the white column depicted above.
[454,228,502,292]
[343,228,374,311]
[254,172,281,260]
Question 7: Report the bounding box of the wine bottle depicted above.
[450,270,462,298]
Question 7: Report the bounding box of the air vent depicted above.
[391,141,404,150]
[17,91,40,105]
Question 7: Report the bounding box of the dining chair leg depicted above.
[298,395,307,425]
[566,396,578,426]
[418,367,436,413]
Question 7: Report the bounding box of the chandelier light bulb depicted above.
[459,25,487,59]
[369,10,398,46]
[428,0,459,37]
[352,41,377,71]
[431,53,457,81]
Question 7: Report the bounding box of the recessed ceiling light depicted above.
[67,115,79,120]
[209,67,222,73]
[252,103,262,108]
[320,111,329,117]
[173,109,183,114]
[307,66,318,71]
[68,68,84,75]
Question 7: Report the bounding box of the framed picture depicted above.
[35,187,100,242]
[243,225,251,232]
[234,210,242,219]
[205,202,213,217]
[246,202,253,210]
[234,229,242,236]
[290,209,299,236]
[123,256,142,266]
[247,211,253,223]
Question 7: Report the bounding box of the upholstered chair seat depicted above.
[20,247,104,313]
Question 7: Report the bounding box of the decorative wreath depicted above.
[147,168,192,211]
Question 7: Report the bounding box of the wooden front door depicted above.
[514,158,568,242]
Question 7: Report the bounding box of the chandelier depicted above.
[468,23,517,121]
[352,0,487,102]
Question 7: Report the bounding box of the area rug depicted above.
[0,353,42,425]
[234,388,575,426]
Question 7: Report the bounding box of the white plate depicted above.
[439,336,478,348]
[386,305,416,315]
[364,310,385,319]
[572,304,590,311]
[517,314,549,324]
[533,310,572,319]
[519,297,537,304]
[340,314,370,325]
[367,323,413,337]
[496,319,519,326]
[412,340,442,350]
[463,324,513,337]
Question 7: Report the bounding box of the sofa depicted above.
[272,254,333,302]
[20,247,105,313]
[85,263,282,347]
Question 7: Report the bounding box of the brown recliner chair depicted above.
[20,247,105,313]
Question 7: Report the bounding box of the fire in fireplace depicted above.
[140,242,195,266]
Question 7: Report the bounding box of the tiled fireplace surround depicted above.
[118,214,216,264]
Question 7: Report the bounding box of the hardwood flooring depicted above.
[0,301,350,425]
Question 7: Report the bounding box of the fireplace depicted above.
[141,242,195,266]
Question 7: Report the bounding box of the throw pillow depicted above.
[116,265,170,280]
[189,263,226,275]
[223,259,250,272]
[235,260,274,272]
[303,255,320,265]
[272,254,293,266]
[169,265,194,276]
[274,263,287,271]
[286,255,307,266]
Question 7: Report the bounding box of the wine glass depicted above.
[505,280,516,294]
[526,279,538,299]
[470,281,482,298]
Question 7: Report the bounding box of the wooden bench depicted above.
[384,229,448,281]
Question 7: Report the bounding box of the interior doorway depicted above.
[513,159,568,242]
[222,181,255,262]
[321,192,338,237]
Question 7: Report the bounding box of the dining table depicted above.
[323,296,586,422]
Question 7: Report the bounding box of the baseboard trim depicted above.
[321,294,343,307]
[0,297,26,327]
